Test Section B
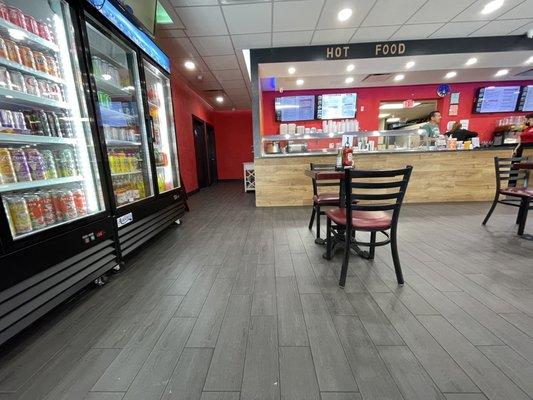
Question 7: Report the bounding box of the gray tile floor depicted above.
[1,182,533,400]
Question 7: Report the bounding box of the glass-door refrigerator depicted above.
[0,0,118,346]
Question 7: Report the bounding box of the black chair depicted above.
[308,163,341,242]
[482,156,532,235]
[324,166,413,287]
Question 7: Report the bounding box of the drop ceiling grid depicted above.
[157,0,532,109]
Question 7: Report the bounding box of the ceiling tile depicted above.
[193,80,223,91]
[231,33,272,49]
[362,0,427,26]
[317,0,376,30]
[190,36,234,56]
[273,0,324,31]
[157,37,200,58]
[221,79,247,89]
[408,0,476,23]
[499,0,533,19]
[222,3,272,34]
[389,23,443,40]
[214,69,244,80]
[350,25,399,42]
[429,21,486,38]
[156,29,186,38]
[273,30,314,46]
[452,0,525,22]
[511,19,533,33]
[176,6,228,36]
[311,28,355,44]
[204,54,240,70]
[170,0,218,5]
[224,86,250,95]
[469,19,532,36]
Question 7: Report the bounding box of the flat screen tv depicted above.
[518,85,533,112]
[275,95,316,122]
[474,86,520,113]
[317,93,357,119]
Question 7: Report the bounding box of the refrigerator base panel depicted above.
[0,239,118,346]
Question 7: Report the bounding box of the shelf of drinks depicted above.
[111,171,142,177]
[98,107,137,125]
[106,139,141,147]
[94,76,133,98]
[0,176,83,193]
[12,211,99,241]
[0,132,77,145]
[0,87,68,110]
[0,18,59,54]
[0,57,64,84]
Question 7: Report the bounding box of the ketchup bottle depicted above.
[342,138,353,167]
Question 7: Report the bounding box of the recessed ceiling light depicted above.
[378,113,390,118]
[184,60,196,70]
[525,56,533,64]
[346,64,355,72]
[345,77,354,84]
[393,74,405,82]
[465,57,478,66]
[215,96,224,103]
[386,117,400,123]
[288,66,296,74]
[481,0,504,15]
[405,61,415,69]
[337,8,353,22]
[296,79,304,86]
[445,71,457,79]
[495,68,509,77]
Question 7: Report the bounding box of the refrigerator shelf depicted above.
[0,176,83,193]
[106,139,141,147]
[0,132,77,145]
[94,76,132,97]
[0,87,69,109]
[0,57,65,84]
[111,171,142,177]
[11,211,98,241]
[99,107,136,124]
[0,18,59,53]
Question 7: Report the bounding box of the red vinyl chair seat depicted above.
[326,208,392,230]
[500,187,533,198]
[313,192,340,205]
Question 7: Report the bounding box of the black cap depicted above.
[526,113,533,119]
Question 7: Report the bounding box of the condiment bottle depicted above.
[342,138,353,167]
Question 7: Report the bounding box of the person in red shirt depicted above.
[514,113,533,156]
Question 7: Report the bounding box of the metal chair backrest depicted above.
[494,157,529,190]
[310,163,339,196]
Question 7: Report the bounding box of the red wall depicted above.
[212,110,253,180]
[262,80,532,141]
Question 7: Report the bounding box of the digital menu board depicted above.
[275,95,315,122]
[474,86,520,113]
[317,93,357,119]
[518,85,533,112]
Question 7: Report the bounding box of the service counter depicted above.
[255,147,520,207]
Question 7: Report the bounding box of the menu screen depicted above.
[475,86,520,113]
[275,96,315,122]
[317,93,357,119]
[518,86,533,112]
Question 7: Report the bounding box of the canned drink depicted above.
[5,195,33,234]
[0,37,8,59]
[0,2,9,20]
[48,83,63,102]
[45,56,59,77]
[37,79,50,98]
[56,148,77,177]
[56,190,78,221]
[23,111,39,133]
[33,51,48,74]
[24,14,40,36]
[24,148,46,180]
[58,114,73,138]
[71,188,87,216]
[0,67,10,89]
[38,191,57,225]
[10,71,26,92]
[19,46,36,69]
[91,56,101,76]
[12,111,27,130]
[0,147,16,184]
[23,75,40,96]
[9,148,32,181]
[0,109,14,128]
[37,110,51,136]
[37,22,53,42]
[5,40,21,64]
[7,7,26,30]
[24,193,46,229]
[41,150,58,179]
[47,112,61,137]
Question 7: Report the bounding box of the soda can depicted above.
[47,112,61,137]
[38,191,57,226]
[57,190,78,221]
[24,148,46,180]
[10,71,26,92]
[71,188,87,216]
[23,75,40,96]
[33,51,48,74]
[37,110,51,136]
[19,46,36,69]
[57,148,77,176]
[0,147,16,184]
[5,40,21,64]
[24,14,40,36]
[24,193,46,229]
[0,37,8,59]
[58,114,73,138]
[7,7,26,30]
[12,111,27,130]
[45,56,59,77]
[0,109,14,128]
[0,67,10,89]
[37,79,50,98]
[41,149,58,179]
[0,2,10,20]
[37,22,53,42]
[9,148,32,182]
[5,195,33,234]
[91,56,101,76]
[48,83,62,102]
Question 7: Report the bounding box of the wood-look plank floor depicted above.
[1,182,533,400]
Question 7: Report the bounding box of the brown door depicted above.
[193,117,209,189]
[206,123,218,185]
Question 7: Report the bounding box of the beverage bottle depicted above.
[342,138,353,167]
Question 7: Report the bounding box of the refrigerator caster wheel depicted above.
[94,277,106,287]
[112,264,121,272]
[174,219,181,225]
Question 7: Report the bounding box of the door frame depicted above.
[192,115,209,190]
[205,122,218,185]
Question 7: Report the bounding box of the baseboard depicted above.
[217,179,242,183]
[187,188,200,196]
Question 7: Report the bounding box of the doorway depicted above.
[193,117,209,189]
[205,123,218,185]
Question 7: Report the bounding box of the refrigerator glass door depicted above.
[85,18,154,208]
[0,0,105,241]
[143,60,179,192]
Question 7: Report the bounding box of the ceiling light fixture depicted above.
[445,71,457,79]
[337,8,353,22]
[288,66,296,74]
[405,61,415,69]
[378,113,390,118]
[386,117,401,123]
[345,77,354,84]
[296,78,304,86]
[393,74,405,82]
[216,96,224,103]
[481,0,504,14]
[379,102,421,110]
[495,68,509,77]
[525,56,533,64]
[184,60,196,70]
[101,74,112,81]
[465,57,478,66]
[346,64,355,72]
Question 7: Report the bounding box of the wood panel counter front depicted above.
[254,148,514,207]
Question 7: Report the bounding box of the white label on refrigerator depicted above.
[117,212,133,228]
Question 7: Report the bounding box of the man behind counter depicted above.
[421,111,441,138]
[446,122,478,142]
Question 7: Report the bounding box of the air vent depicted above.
[362,73,393,83]
[515,68,533,77]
